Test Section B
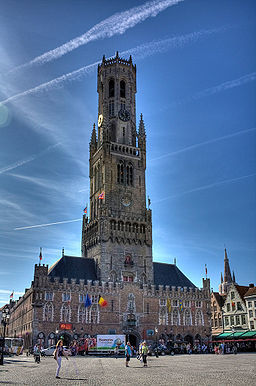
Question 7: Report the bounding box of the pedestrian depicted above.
[141,341,148,367]
[125,341,132,367]
[54,339,68,379]
[114,345,119,359]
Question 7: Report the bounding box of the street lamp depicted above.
[0,307,10,365]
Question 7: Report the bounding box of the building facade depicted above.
[244,285,256,330]
[8,53,211,349]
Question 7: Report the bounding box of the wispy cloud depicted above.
[171,72,256,107]
[0,142,61,174]
[10,0,184,72]
[154,173,256,203]
[122,26,226,60]
[1,27,226,106]
[149,127,256,162]
[14,218,81,231]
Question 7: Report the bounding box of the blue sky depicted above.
[0,0,255,305]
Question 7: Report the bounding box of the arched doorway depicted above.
[57,332,72,346]
[184,335,193,344]
[126,332,141,348]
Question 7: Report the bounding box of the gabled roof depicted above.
[153,262,196,288]
[48,255,97,283]
[235,285,249,301]
[212,292,225,307]
[244,286,256,297]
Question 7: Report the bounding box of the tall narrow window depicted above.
[109,100,114,118]
[126,163,133,186]
[109,79,115,98]
[120,80,126,98]
[117,161,124,184]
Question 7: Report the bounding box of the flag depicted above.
[83,207,87,214]
[39,247,42,261]
[232,301,235,307]
[10,292,14,299]
[98,191,104,199]
[98,295,108,307]
[179,301,183,312]
[84,294,92,308]
[205,264,207,277]
[167,298,171,313]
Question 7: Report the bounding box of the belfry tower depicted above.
[82,52,153,284]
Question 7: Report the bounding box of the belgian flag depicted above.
[98,295,108,307]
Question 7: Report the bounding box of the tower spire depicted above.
[223,248,232,283]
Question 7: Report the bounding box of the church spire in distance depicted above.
[224,248,232,283]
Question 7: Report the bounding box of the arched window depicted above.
[159,308,167,325]
[61,304,71,322]
[78,304,86,323]
[110,271,117,283]
[109,79,115,98]
[126,163,133,186]
[172,309,180,326]
[110,220,116,230]
[117,161,124,184]
[120,80,126,98]
[109,100,114,118]
[43,303,53,322]
[133,223,138,233]
[195,310,204,326]
[184,309,192,326]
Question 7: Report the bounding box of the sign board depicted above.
[94,335,125,351]
[59,323,72,330]
[147,329,154,336]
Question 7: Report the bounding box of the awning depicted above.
[227,332,246,338]
[239,331,256,338]
[215,333,233,339]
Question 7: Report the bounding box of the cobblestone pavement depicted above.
[0,353,255,386]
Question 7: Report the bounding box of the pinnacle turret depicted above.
[221,272,223,283]
[232,270,236,283]
[139,113,146,136]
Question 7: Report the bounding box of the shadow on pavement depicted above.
[61,378,88,381]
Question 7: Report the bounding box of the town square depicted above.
[0,0,256,385]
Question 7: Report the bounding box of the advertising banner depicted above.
[95,335,125,351]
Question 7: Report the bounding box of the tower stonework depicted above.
[82,53,153,284]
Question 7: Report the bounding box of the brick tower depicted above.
[81,52,153,284]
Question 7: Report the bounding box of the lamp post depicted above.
[0,307,10,365]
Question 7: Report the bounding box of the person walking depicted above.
[141,341,148,367]
[54,340,68,379]
[125,341,132,367]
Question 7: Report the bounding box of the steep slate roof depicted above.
[153,262,196,288]
[48,255,97,283]
[235,285,249,301]
[213,292,225,307]
[244,286,256,297]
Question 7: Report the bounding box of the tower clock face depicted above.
[121,196,132,207]
[118,109,130,122]
[98,114,103,127]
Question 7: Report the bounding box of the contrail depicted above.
[1,62,99,105]
[14,218,81,231]
[149,127,256,162]
[0,28,226,105]
[122,27,226,60]
[0,142,61,174]
[172,72,256,107]
[10,0,184,72]
[154,173,256,203]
